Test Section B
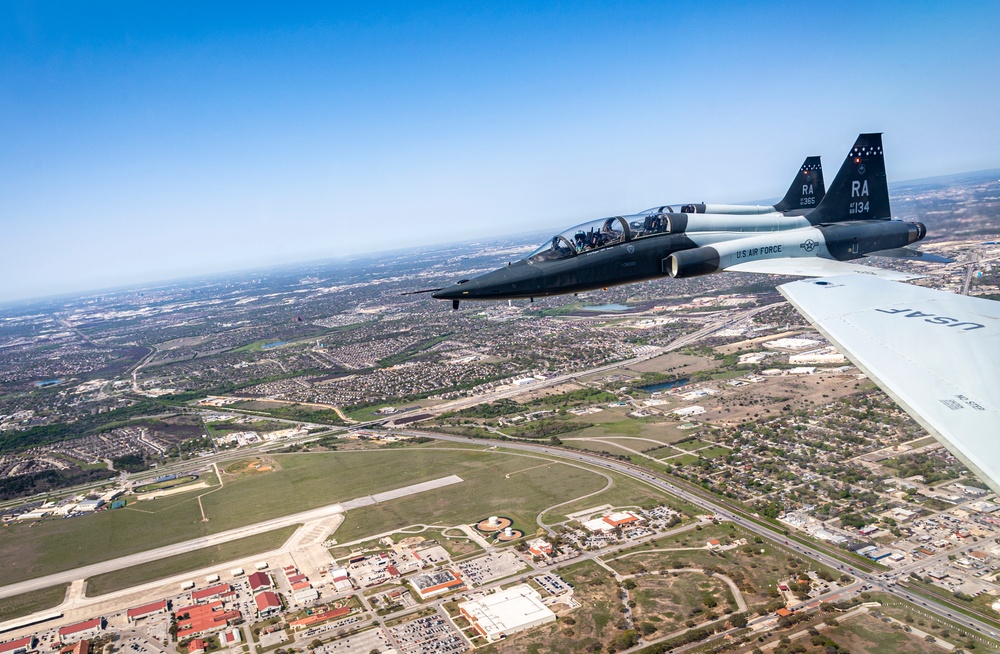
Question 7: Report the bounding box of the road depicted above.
[408,430,1000,644]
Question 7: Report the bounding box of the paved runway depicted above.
[0,474,463,601]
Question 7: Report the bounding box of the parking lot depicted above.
[314,627,391,654]
[534,572,571,596]
[388,614,467,654]
[456,551,525,585]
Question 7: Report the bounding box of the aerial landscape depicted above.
[2,3,1000,654]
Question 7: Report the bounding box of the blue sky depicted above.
[2,1,999,301]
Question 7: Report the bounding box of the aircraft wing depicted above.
[778,275,1000,494]
[726,258,922,281]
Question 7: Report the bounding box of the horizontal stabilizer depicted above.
[779,275,1000,494]
[866,248,955,263]
[724,258,923,280]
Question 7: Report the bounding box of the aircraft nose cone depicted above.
[431,286,462,300]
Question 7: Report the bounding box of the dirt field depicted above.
[691,372,874,426]
[624,352,716,376]
[630,573,736,633]
[713,330,807,355]
[818,613,943,654]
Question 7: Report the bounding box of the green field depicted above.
[664,453,700,466]
[331,449,613,543]
[674,438,711,452]
[571,419,689,445]
[545,471,697,525]
[86,526,299,596]
[699,445,731,459]
[0,584,67,622]
[562,438,643,457]
[331,527,483,562]
[644,445,682,459]
[0,447,611,585]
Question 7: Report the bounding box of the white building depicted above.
[459,584,556,642]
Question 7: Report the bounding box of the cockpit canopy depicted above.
[525,204,714,264]
[527,216,630,263]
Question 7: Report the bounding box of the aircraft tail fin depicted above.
[808,133,891,224]
[774,156,825,212]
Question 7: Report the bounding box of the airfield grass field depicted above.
[0,584,67,622]
[550,473,700,525]
[331,527,483,562]
[85,525,299,596]
[0,446,616,585]
[330,447,611,543]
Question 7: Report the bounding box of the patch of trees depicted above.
[507,418,591,439]
[456,398,521,419]
[112,453,148,473]
[253,404,346,425]
[0,467,110,501]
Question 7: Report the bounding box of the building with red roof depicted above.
[0,637,35,654]
[186,639,205,654]
[175,601,241,639]
[192,584,231,603]
[127,600,169,623]
[288,606,350,629]
[60,640,88,654]
[254,591,282,617]
[527,538,553,558]
[248,571,272,592]
[59,618,103,642]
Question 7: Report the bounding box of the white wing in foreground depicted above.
[726,258,923,281]
[778,275,1000,493]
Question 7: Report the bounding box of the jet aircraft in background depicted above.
[431,134,944,309]
[660,154,825,216]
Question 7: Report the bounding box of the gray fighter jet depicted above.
[432,134,942,309]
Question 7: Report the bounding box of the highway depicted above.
[409,430,1000,644]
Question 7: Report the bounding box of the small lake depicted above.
[580,304,632,312]
[639,378,690,393]
[262,341,289,350]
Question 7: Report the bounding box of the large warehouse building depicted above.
[458,584,556,642]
